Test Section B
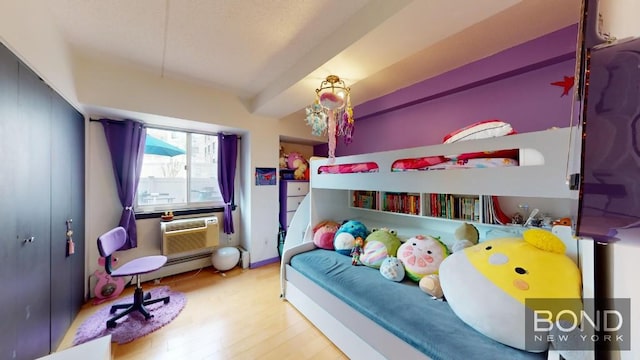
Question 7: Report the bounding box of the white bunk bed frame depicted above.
[280,127,594,360]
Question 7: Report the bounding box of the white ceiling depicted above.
[44,0,581,120]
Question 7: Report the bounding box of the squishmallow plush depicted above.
[379,256,405,282]
[439,229,582,352]
[333,220,369,256]
[450,222,479,253]
[312,220,340,250]
[397,235,449,282]
[360,228,401,268]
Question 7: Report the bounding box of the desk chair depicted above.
[97,227,170,328]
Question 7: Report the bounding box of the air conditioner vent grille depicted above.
[161,216,219,258]
[165,232,208,255]
[164,219,206,232]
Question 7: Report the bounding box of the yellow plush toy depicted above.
[439,228,582,352]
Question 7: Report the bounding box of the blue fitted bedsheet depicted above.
[290,249,546,360]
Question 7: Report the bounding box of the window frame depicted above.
[134,126,230,217]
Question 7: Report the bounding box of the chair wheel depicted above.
[164,298,170,304]
[107,320,117,329]
[144,293,151,300]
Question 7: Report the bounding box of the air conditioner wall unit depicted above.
[161,216,219,260]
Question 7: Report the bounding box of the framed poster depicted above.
[255,167,276,185]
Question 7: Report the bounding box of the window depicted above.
[136,128,223,213]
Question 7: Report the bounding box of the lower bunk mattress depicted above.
[289,249,546,360]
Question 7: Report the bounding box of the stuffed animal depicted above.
[351,237,364,265]
[439,228,582,352]
[360,228,401,268]
[450,222,479,253]
[397,235,449,282]
[312,220,340,250]
[294,161,308,180]
[419,274,444,299]
[379,256,405,282]
[420,222,479,299]
[333,220,369,256]
[279,146,288,169]
[286,152,309,180]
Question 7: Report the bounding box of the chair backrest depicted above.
[97,226,127,258]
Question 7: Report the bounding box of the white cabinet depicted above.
[279,180,309,229]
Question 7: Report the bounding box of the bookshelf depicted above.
[350,190,515,226]
[382,192,421,215]
[424,193,480,221]
[351,190,378,210]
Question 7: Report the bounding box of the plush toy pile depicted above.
[310,219,582,353]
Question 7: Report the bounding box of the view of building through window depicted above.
[136,128,223,212]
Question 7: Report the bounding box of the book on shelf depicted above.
[382,192,420,215]
[425,193,480,221]
[352,190,378,210]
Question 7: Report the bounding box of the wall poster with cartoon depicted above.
[255,167,277,185]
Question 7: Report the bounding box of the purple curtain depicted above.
[101,119,146,249]
[217,133,238,234]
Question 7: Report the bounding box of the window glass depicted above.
[136,128,224,212]
[190,133,222,204]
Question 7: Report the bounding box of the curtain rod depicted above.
[89,118,241,139]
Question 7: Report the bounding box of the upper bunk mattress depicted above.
[290,249,546,360]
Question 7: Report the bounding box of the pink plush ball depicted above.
[313,220,340,250]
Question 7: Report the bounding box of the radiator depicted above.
[161,216,219,261]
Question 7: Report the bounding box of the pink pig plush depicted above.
[397,235,450,282]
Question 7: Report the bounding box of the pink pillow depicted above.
[318,162,379,174]
[391,156,447,171]
[443,120,516,144]
[455,149,519,161]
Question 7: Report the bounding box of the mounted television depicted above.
[577,36,640,243]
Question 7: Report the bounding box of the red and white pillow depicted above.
[443,120,516,144]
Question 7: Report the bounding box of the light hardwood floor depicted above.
[57,263,348,360]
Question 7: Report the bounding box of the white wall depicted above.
[0,0,79,110]
[598,0,640,40]
[0,1,324,290]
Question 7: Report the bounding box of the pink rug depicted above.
[73,286,186,345]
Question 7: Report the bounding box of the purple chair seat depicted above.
[111,255,167,277]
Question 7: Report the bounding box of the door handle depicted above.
[23,236,35,244]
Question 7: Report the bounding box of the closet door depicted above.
[13,61,52,360]
[68,106,85,327]
[50,91,85,350]
[0,43,20,360]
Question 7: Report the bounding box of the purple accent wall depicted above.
[314,24,579,157]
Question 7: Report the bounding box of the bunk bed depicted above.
[280,127,592,360]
